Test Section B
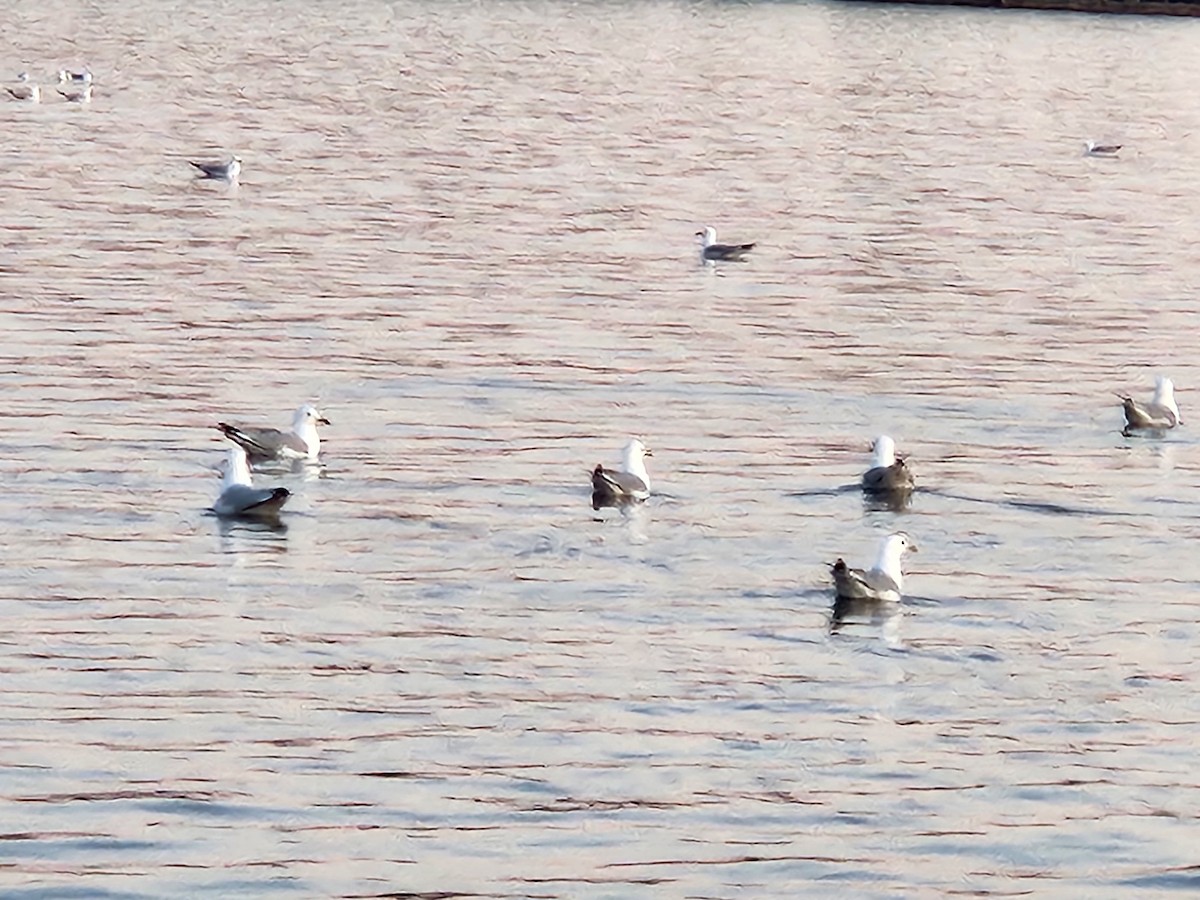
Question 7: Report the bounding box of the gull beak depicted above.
[909,541,920,553]
[318,416,331,426]
[643,447,653,457]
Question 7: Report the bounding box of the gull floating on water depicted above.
[190,155,242,183]
[218,404,330,463]
[862,435,915,496]
[591,438,652,509]
[218,408,331,468]
[1085,140,1121,156]
[57,83,92,103]
[58,68,92,84]
[830,532,918,606]
[696,225,755,263]
[212,444,290,519]
[7,72,40,103]
[1121,375,1180,436]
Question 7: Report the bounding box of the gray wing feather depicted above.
[1123,398,1177,431]
[831,559,899,601]
[591,464,648,509]
[702,242,756,261]
[191,159,233,178]
[214,485,290,518]
[600,468,647,496]
[219,423,307,459]
[862,462,914,493]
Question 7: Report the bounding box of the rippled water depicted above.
[5,0,1200,896]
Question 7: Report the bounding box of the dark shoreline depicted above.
[846,0,1200,16]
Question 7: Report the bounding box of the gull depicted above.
[861,435,915,496]
[212,445,290,519]
[7,73,40,103]
[58,68,92,84]
[1121,375,1181,437]
[695,225,755,263]
[218,404,330,463]
[189,155,241,183]
[830,532,918,606]
[591,439,652,509]
[1085,140,1121,156]
[57,83,92,103]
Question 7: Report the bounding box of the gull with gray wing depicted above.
[1121,375,1180,436]
[861,435,915,497]
[695,225,755,264]
[830,532,918,607]
[212,444,290,519]
[218,404,330,463]
[190,155,242,183]
[7,73,40,103]
[591,439,652,509]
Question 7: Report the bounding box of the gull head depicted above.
[874,531,918,581]
[695,226,717,247]
[296,404,331,427]
[625,438,651,461]
[870,435,897,468]
[1154,376,1180,423]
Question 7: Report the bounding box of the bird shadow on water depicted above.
[212,513,289,543]
[591,499,649,543]
[788,483,1127,518]
[788,483,915,514]
[828,595,905,649]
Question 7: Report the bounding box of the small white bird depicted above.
[7,72,40,103]
[695,225,756,263]
[830,532,919,605]
[861,435,915,495]
[1121,375,1181,436]
[189,155,242,183]
[58,68,92,84]
[57,83,92,103]
[212,445,290,519]
[591,438,653,509]
[217,404,330,463]
[1085,140,1121,156]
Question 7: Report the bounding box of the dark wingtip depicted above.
[273,488,291,500]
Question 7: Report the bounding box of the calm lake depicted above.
[3,0,1200,896]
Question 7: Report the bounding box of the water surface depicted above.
[3,0,1200,896]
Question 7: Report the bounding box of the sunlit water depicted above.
[4,0,1200,896]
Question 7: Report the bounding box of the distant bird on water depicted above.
[830,532,918,606]
[7,72,40,103]
[591,439,652,509]
[57,82,92,103]
[1085,140,1121,157]
[58,68,92,84]
[1121,375,1180,437]
[861,435,915,497]
[218,404,330,464]
[696,225,755,263]
[190,155,242,183]
[212,444,290,520]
